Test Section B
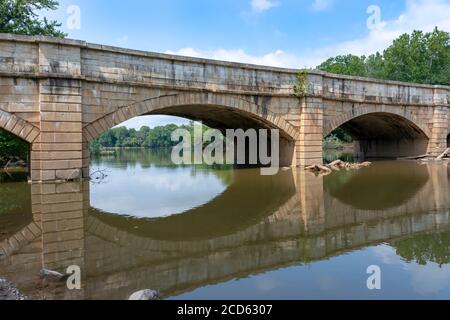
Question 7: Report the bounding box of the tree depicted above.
[0,0,66,168]
[317,54,368,77]
[383,28,450,85]
[318,28,450,145]
[0,128,29,166]
[392,230,450,267]
[317,28,450,86]
[0,0,66,37]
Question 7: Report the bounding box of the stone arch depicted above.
[0,221,41,259]
[323,105,431,139]
[83,92,299,143]
[0,110,40,144]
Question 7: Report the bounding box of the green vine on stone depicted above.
[293,70,309,98]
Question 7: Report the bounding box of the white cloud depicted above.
[167,0,450,69]
[325,0,450,58]
[118,115,190,129]
[312,0,335,11]
[250,0,280,13]
[373,245,450,297]
[165,48,306,68]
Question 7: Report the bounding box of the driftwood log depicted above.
[436,148,450,161]
[306,160,371,174]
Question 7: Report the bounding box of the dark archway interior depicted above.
[324,161,429,210]
[147,105,296,166]
[0,128,31,180]
[447,133,450,147]
[333,112,429,159]
[148,105,291,139]
[339,113,427,140]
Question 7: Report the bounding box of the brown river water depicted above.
[0,149,449,300]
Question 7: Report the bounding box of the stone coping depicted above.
[1,33,449,91]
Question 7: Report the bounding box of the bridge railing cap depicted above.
[1,33,450,92]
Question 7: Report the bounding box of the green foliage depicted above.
[323,135,342,149]
[293,70,309,97]
[318,55,368,77]
[323,128,354,149]
[88,139,102,156]
[0,0,66,37]
[317,28,450,86]
[0,1,65,167]
[330,128,352,143]
[89,123,217,156]
[317,28,450,145]
[392,230,450,267]
[383,29,450,85]
[0,129,29,166]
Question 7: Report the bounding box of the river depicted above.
[0,149,449,300]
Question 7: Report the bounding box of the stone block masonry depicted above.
[0,34,449,182]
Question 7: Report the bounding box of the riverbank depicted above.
[323,142,354,152]
[0,278,26,300]
[0,156,27,170]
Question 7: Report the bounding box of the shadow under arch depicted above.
[84,93,299,142]
[324,106,431,139]
[0,110,40,144]
[83,92,299,167]
[324,110,431,159]
[89,168,296,241]
[324,161,429,210]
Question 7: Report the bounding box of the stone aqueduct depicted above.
[0,34,449,182]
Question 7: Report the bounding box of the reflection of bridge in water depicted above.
[0,163,449,299]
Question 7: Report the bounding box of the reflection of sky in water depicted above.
[90,164,227,218]
[85,156,450,300]
[171,243,450,300]
[373,245,450,297]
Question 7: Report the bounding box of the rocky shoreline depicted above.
[0,278,26,300]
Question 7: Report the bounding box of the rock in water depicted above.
[40,269,65,281]
[0,278,26,300]
[128,289,160,300]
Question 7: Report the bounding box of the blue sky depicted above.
[43,0,450,129]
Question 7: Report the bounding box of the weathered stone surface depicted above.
[0,34,449,181]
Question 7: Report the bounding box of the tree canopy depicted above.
[0,128,29,166]
[0,0,66,167]
[317,28,450,86]
[0,0,66,37]
[392,230,450,267]
[89,123,215,155]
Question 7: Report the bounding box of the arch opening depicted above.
[0,128,30,182]
[447,133,450,148]
[149,105,296,167]
[87,103,297,169]
[326,112,430,160]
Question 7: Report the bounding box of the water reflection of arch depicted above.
[1,163,449,300]
[324,161,429,211]
[82,164,450,299]
[89,169,297,240]
[315,163,450,235]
